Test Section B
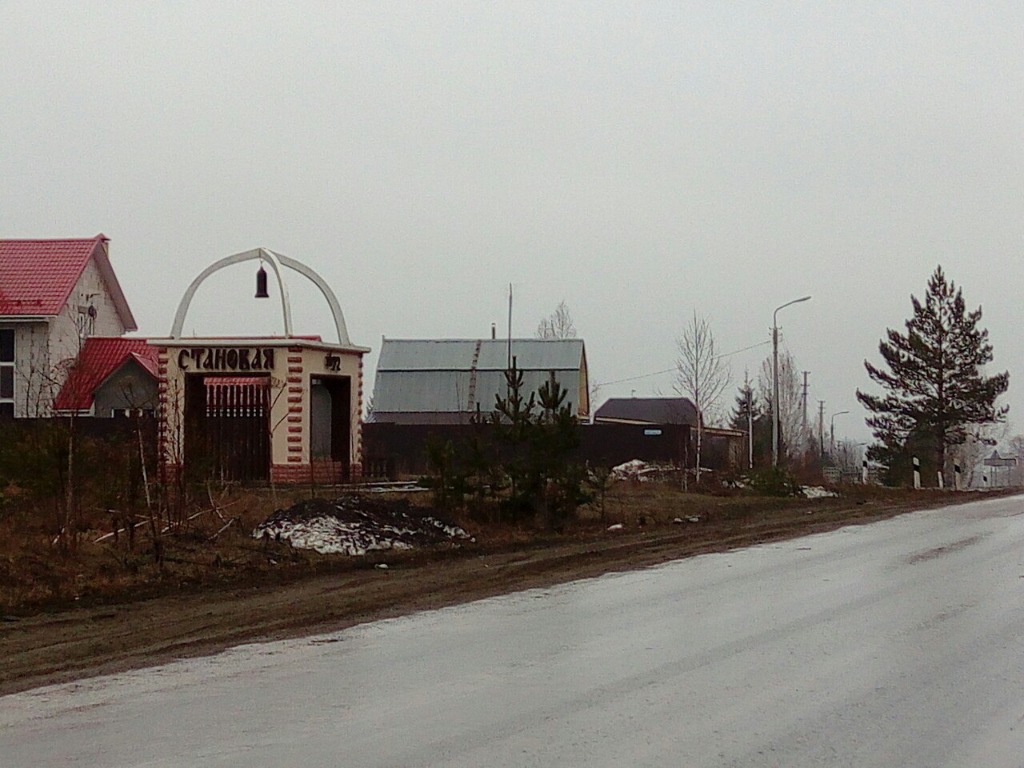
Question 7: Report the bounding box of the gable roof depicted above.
[377,338,585,372]
[0,235,136,329]
[594,397,698,426]
[54,337,157,412]
[372,338,588,422]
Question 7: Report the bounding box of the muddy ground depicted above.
[0,487,988,696]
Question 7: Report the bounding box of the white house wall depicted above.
[49,258,127,371]
[16,258,130,416]
[12,323,50,417]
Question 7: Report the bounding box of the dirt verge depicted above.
[0,487,991,695]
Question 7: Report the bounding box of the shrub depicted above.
[748,466,802,497]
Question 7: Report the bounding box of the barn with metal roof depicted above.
[370,338,589,424]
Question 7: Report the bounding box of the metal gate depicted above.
[185,375,270,483]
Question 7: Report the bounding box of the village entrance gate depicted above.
[184,373,270,483]
[157,249,368,485]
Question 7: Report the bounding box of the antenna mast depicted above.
[507,282,513,370]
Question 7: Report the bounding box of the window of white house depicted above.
[0,328,13,418]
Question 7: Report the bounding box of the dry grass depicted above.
[1,479,1001,694]
[0,479,963,616]
[0,485,326,613]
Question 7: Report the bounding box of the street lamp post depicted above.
[772,295,812,468]
[830,410,850,456]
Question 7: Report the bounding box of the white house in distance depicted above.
[0,235,137,417]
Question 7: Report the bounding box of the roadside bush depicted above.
[423,362,585,530]
[490,364,583,530]
[748,466,802,497]
[690,470,738,497]
[0,418,157,553]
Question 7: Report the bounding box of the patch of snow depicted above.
[612,459,646,475]
[253,496,472,556]
[361,482,429,494]
[606,523,624,532]
[611,459,677,483]
[801,486,839,499]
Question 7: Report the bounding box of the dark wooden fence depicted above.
[362,421,696,479]
[0,415,159,491]
[0,414,158,445]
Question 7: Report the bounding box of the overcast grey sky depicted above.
[2,2,1022,443]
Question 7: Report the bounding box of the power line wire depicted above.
[594,340,771,388]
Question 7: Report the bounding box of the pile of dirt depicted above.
[252,495,473,555]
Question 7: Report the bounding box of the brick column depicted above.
[351,354,364,479]
[155,347,174,480]
[272,346,306,483]
[285,348,304,465]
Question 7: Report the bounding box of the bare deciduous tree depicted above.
[536,301,577,340]
[834,439,865,475]
[674,311,730,483]
[1008,434,1024,486]
[758,348,808,462]
[950,422,1008,488]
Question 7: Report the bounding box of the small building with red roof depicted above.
[53,337,158,417]
[0,235,137,417]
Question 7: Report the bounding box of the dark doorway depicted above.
[310,376,351,478]
[185,374,270,483]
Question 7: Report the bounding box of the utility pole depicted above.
[747,384,754,469]
[801,371,809,431]
[772,296,811,467]
[506,283,513,370]
[818,400,825,459]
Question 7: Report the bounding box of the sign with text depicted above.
[178,347,275,372]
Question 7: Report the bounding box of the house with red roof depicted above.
[53,337,158,417]
[0,235,137,417]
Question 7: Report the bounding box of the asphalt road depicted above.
[3,493,1024,767]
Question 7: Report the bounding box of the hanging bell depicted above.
[255,264,269,298]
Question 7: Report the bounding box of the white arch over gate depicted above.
[170,248,352,346]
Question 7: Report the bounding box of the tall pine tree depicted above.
[857,266,1008,485]
[730,380,758,429]
[730,379,771,468]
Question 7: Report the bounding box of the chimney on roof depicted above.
[491,323,496,339]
